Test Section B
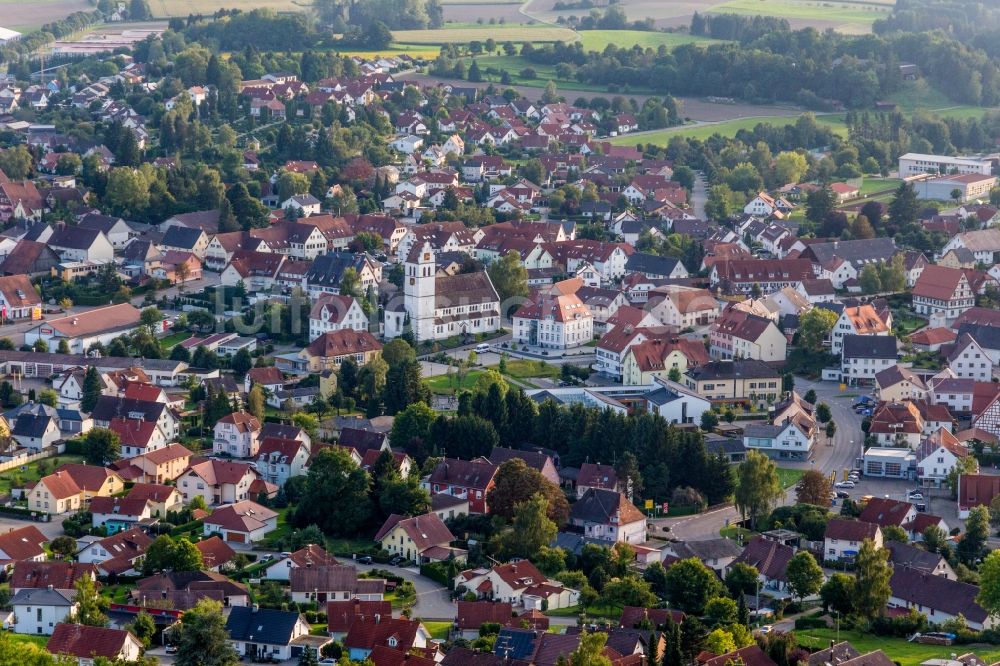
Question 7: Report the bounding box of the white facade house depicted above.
[212,412,261,459]
[742,420,813,460]
[11,588,77,635]
[824,519,882,563]
[831,305,891,354]
[644,378,712,426]
[512,279,593,350]
[308,294,368,341]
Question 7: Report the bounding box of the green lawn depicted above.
[495,359,561,379]
[0,455,86,496]
[159,330,193,349]
[5,634,49,648]
[776,467,806,489]
[611,114,848,145]
[858,177,902,196]
[394,25,575,44]
[426,369,485,395]
[473,55,638,93]
[423,621,453,640]
[797,629,1000,666]
[545,602,622,619]
[576,30,723,52]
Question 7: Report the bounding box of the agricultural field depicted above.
[704,0,892,32]
[1,0,92,32]
[576,29,723,51]
[147,0,310,17]
[392,25,575,44]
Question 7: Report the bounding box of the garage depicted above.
[225,531,246,543]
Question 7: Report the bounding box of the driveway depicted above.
[351,560,456,620]
[655,377,868,541]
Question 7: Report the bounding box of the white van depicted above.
[474,343,490,354]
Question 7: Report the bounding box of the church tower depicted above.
[405,240,436,342]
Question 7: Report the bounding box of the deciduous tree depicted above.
[786,551,824,601]
[796,470,831,507]
[734,450,782,529]
[854,538,891,622]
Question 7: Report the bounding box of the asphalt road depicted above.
[657,378,868,541]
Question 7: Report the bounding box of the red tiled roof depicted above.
[47,624,138,659]
[328,599,392,633]
[0,525,48,561]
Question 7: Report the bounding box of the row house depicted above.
[710,258,815,295]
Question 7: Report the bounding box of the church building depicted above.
[384,241,501,342]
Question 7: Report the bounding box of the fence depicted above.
[0,447,56,475]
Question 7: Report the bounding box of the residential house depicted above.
[345,617,429,661]
[203,499,278,544]
[309,294,369,341]
[709,309,787,362]
[948,333,994,382]
[831,304,892,354]
[742,419,813,461]
[297,329,383,373]
[24,303,142,354]
[89,496,151,534]
[77,528,153,576]
[10,561,96,595]
[487,447,559,486]
[213,411,262,458]
[226,606,315,662]
[874,366,928,402]
[886,541,955,579]
[684,360,782,407]
[645,286,720,328]
[27,465,124,515]
[859,497,917,529]
[424,458,498,514]
[512,279,594,350]
[729,536,794,593]
[265,544,338,581]
[823,519,882,563]
[289,564,384,603]
[913,265,976,322]
[916,428,972,488]
[375,512,461,564]
[454,561,579,611]
[0,525,48,566]
[568,489,647,544]
[254,437,310,487]
[177,459,259,506]
[643,378,713,426]
[11,588,77,635]
[327,600,392,640]
[889,566,995,630]
[841,334,898,385]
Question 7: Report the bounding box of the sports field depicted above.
[609,113,849,144]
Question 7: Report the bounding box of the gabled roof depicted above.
[428,458,497,490]
[374,512,454,552]
[10,561,96,591]
[858,497,912,527]
[185,458,257,486]
[731,536,793,581]
[913,265,968,301]
[570,488,644,526]
[226,606,304,644]
[47,624,139,659]
[306,329,383,358]
[0,525,48,561]
[328,599,393,633]
[344,617,424,652]
[889,565,987,623]
[824,518,879,542]
[886,541,947,574]
[619,606,685,629]
[204,500,277,532]
[842,334,897,360]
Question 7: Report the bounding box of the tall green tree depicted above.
[786,551,824,601]
[70,574,108,627]
[958,505,990,566]
[976,549,1000,619]
[569,631,612,666]
[81,366,103,413]
[486,459,569,524]
[487,251,529,317]
[663,558,724,614]
[492,493,558,560]
[83,428,121,466]
[383,359,431,415]
[142,535,204,574]
[854,538,891,623]
[734,450,782,529]
[292,447,371,536]
[174,599,239,666]
[797,308,838,352]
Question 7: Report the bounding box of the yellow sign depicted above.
[840,383,847,392]
[644,499,653,509]
[31,307,42,321]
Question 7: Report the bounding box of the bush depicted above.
[420,561,454,587]
[871,608,928,637]
[794,616,827,630]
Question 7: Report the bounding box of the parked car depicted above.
[834,481,855,489]
[356,555,373,564]
[916,503,927,512]
[165,646,178,655]
[389,555,404,566]
[908,491,924,501]
[836,491,850,499]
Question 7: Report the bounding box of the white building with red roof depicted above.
[309,293,369,342]
[512,278,593,350]
[177,459,259,506]
[203,499,278,544]
[47,624,143,662]
[213,411,262,458]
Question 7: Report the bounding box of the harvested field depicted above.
[442,5,534,22]
[392,25,575,43]
[147,0,311,17]
[2,0,92,32]
[577,29,722,51]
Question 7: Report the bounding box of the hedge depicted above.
[170,519,204,537]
